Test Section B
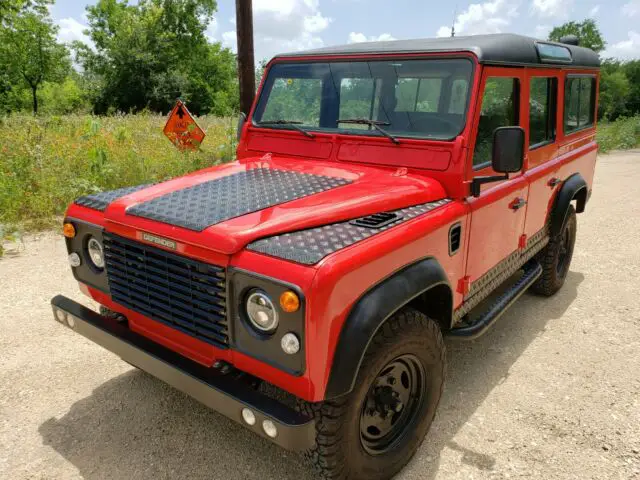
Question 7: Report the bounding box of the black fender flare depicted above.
[324,257,451,400]
[550,173,588,237]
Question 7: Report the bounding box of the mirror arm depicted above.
[470,174,509,197]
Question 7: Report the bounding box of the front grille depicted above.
[103,233,228,348]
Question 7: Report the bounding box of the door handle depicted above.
[510,197,527,210]
[548,177,562,187]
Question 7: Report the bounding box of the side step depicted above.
[447,261,543,340]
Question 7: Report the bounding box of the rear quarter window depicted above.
[564,76,596,134]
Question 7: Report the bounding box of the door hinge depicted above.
[457,276,472,296]
[518,234,528,250]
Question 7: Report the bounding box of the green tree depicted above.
[0,12,70,114]
[0,0,51,26]
[75,0,237,115]
[548,19,606,53]
[599,60,631,120]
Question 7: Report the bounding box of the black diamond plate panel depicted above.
[126,168,352,232]
[75,184,152,212]
[248,199,452,265]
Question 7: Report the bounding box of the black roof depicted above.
[275,33,600,68]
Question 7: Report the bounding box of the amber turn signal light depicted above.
[63,222,76,238]
[279,291,300,313]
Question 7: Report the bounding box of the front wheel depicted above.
[299,307,446,480]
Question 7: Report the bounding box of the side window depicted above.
[564,76,596,134]
[448,78,469,114]
[529,77,557,148]
[473,77,519,167]
[339,78,375,121]
[416,78,443,112]
[395,78,443,112]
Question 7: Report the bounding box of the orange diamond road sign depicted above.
[163,100,205,151]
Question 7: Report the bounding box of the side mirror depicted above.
[492,126,525,173]
[471,126,525,197]
[237,112,247,141]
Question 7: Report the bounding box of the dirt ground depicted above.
[1,151,639,480]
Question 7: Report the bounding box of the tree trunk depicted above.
[31,85,38,115]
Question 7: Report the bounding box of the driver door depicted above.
[464,67,529,291]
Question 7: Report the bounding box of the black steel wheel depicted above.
[531,204,577,296]
[298,307,446,480]
[359,354,426,455]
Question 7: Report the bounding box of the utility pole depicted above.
[236,0,256,116]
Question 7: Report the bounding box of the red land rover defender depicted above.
[52,34,599,479]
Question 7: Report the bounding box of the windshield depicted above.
[253,58,473,141]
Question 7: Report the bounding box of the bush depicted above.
[597,116,640,153]
[0,113,237,229]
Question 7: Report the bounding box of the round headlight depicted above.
[246,291,279,333]
[87,237,105,269]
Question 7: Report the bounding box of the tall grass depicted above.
[0,114,237,230]
[597,115,640,153]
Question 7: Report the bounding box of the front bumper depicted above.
[50,295,316,451]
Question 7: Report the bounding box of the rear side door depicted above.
[464,67,529,290]
[523,71,560,239]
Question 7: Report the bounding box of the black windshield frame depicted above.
[253,57,475,142]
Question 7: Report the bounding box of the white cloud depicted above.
[534,24,551,39]
[589,5,600,16]
[205,17,218,41]
[57,17,91,45]
[603,31,640,59]
[622,0,640,16]
[436,0,518,38]
[348,32,396,43]
[531,0,573,18]
[224,0,332,61]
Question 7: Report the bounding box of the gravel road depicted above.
[1,151,639,480]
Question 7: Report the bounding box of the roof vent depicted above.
[350,212,402,229]
[559,35,579,46]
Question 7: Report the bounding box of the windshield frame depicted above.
[251,54,477,142]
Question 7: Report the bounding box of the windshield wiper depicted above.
[337,118,400,144]
[256,120,315,138]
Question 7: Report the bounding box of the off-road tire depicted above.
[531,205,577,296]
[298,307,446,480]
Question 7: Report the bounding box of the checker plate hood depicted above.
[82,155,448,255]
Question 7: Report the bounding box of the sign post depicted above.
[163,100,206,151]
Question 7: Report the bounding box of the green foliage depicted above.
[76,0,237,116]
[0,7,71,114]
[0,0,51,26]
[548,19,606,53]
[0,113,237,227]
[596,116,640,153]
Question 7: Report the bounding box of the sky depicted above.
[50,0,640,63]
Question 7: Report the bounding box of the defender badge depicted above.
[141,233,177,250]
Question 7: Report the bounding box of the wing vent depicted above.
[449,223,462,255]
[350,212,402,229]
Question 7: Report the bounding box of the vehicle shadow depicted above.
[39,271,584,480]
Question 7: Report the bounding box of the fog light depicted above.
[241,408,256,426]
[55,309,66,323]
[281,332,300,355]
[262,419,278,438]
[68,253,81,267]
[66,315,75,328]
[63,222,76,238]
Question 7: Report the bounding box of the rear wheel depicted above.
[531,205,577,296]
[299,307,446,480]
